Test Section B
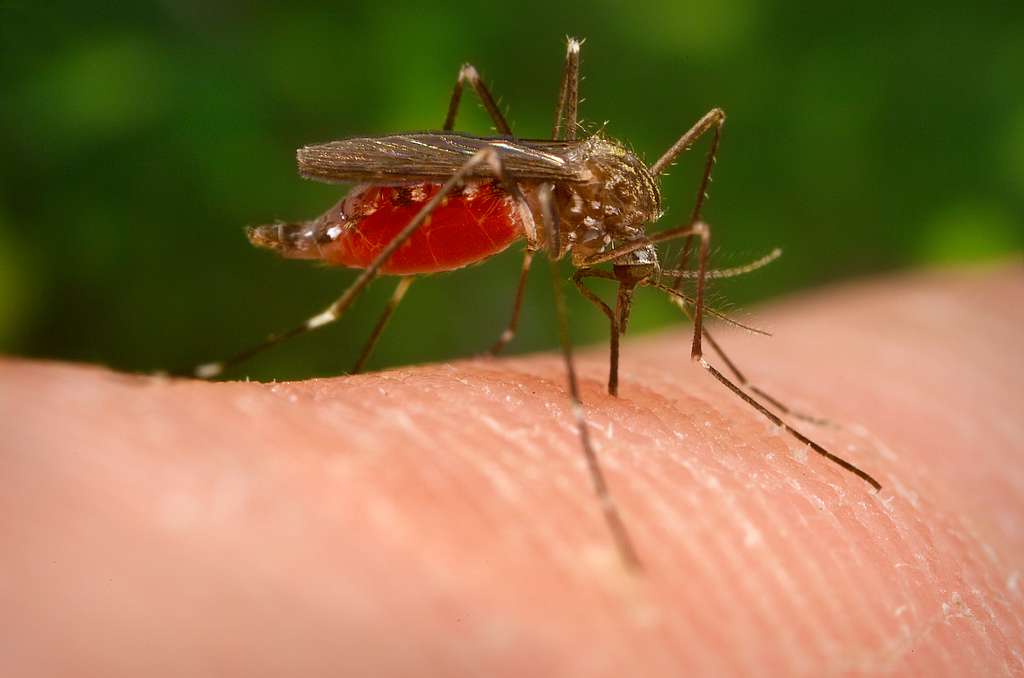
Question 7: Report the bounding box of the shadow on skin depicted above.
[1,262,1022,676]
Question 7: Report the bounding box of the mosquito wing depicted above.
[297,132,590,184]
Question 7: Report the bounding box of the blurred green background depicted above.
[1,1,1021,380]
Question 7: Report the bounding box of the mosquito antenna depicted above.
[661,248,782,280]
[646,280,772,336]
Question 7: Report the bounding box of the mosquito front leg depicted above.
[648,108,726,283]
[192,148,515,379]
[649,107,725,210]
[704,325,830,427]
[570,222,709,397]
[661,297,833,426]
[676,223,881,490]
[658,249,832,425]
[538,184,640,570]
[696,356,881,490]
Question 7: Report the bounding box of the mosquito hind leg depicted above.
[443,63,512,134]
[191,147,516,379]
[552,37,582,141]
[491,37,583,355]
[350,63,515,374]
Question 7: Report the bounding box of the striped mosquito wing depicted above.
[297,132,590,184]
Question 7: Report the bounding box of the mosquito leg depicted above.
[649,107,726,202]
[349,277,414,375]
[657,243,829,424]
[491,38,583,355]
[348,60,499,374]
[663,231,831,428]
[647,108,725,287]
[443,63,512,134]
[490,38,583,356]
[706,328,833,427]
[571,268,623,396]
[682,222,880,490]
[490,38,584,358]
[685,220,710,359]
[192,147,515,379]
[651,107,724,218]
[571,220,707,397]
[551,37,582,141]
[539,184,640,570]
[488,251,535,355]
[350,277,416,376]
[672,124,721,291]
[698,357,880,489]
[670,301,833,427]
[350,63,515,373]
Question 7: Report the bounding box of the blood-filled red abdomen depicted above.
[316,181,525,275]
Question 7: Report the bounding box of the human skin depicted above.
[1,263,1022,677]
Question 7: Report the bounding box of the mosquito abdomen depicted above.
[249,180,530,275]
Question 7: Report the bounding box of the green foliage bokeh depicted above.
[1,1,1021,380]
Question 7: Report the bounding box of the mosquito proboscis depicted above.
[189,38,881,571]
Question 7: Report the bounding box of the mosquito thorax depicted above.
[547,135,662,264]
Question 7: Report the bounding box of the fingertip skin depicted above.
[1,262,1021,676]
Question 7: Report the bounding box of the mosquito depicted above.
[191,38,880,570]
